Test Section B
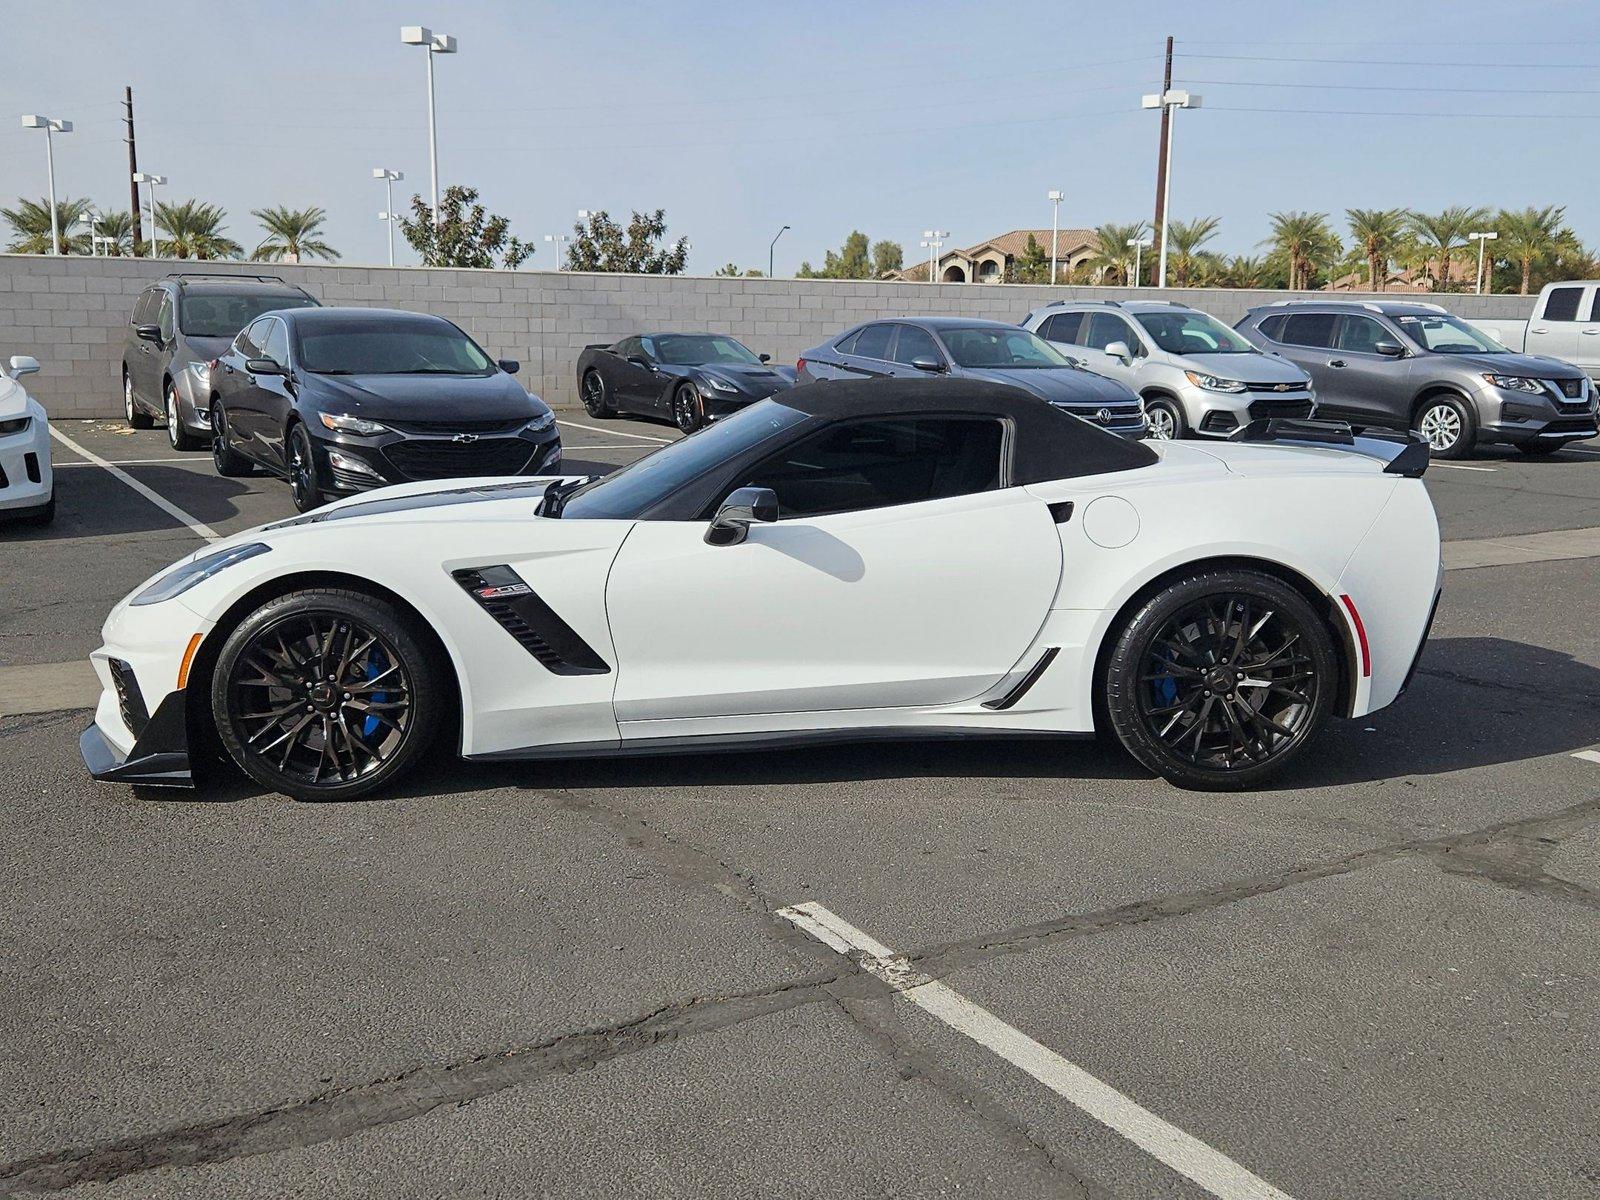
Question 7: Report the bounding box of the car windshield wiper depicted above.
[539,478,587,519]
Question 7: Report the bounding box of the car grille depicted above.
[1541,418,1599,436]
[1556,398,1594,416]
[384,437,535,480]
[1248,398,1316,420]
[1554,378,1586,399]
[1243,381,1312,394]
[1057,402,1146,438]
[381,417,529,435]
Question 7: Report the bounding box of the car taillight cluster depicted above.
[796,358,807,374]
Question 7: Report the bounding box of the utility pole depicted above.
[124,87,143,251]
[1150,36,1173,278]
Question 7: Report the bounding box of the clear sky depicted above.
[1,0,1597,275]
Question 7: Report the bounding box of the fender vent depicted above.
[452,566,610,676]
[108,657,150,737]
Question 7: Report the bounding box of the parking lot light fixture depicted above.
[1047,190,1064,283]
[544,233,571,269]
[769,224,790,278]
[921,229,948,284]
[1128,236,1152,287]
[1469,230,1499,295]
[1141,90,1200,288]
[21,115,72,254]
[401,26,455,225]
[133,171,166,258]
[372,168,404,266]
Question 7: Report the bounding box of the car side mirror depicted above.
[910,356,946,373]
[627,355,654,370]
[245,357,286,376]
[7,355,40,379]
[1104,340,1132,361]
[135,323,163,344]
[705,486,778,546]
[758,353,772,363]
[497,358,520,374]
[1374,341,1405,358]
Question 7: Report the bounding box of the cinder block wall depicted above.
[0,254,1538,419]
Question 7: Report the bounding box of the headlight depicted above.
[319,411,388,436]
[131,543,271,607]
[188,361,211,382]
[0,415,30,436]
[1484,374,1543,394]
[702,375,740,393]
[1183,370,1246,394]
[524,411,556,433]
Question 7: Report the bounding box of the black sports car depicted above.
[576,332,797,433]
[208,307,560,513]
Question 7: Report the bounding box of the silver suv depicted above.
[1021,300,1314,439]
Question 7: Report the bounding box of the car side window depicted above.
[1040,313,1085,344]
[891,324,941,366]
[235,319,265,359]
[1335,315,1393,354]
[638,336,657,360]
[132,288,158,326]
[852,324,894,361]
[1280,313,1338,349]
[157,293,175,343]
[1589,291,1600,323]
[1544,286,1583,322]
[260,319,290,367]
[1256,315,1287,341]
[729,417,1006,519]
[834,330,861,355]
[1081,312,1139,354]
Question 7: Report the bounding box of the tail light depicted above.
[796,358,808,375]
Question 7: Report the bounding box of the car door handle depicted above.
[1583,329,1600,335]
[1328,359,1347,368]
[1532,328,1548,334]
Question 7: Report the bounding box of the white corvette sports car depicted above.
[81,379,1441,800]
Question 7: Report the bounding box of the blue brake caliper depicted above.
[362,650,387,740]
[1151,647,1178,708]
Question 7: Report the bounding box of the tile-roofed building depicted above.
[891,228,1098,283]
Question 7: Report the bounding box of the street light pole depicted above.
[544,233,571,269]
[921,229,948,283]
[769,224,790,278]
[1047,190,1063,284]
[1141,90,1201,289]
[133,172,166,258]
[22,116,72,254]
[1128,237,1151,288]
[372,168,403,266]
[401,26,456,224]
[1469,231,1498,295]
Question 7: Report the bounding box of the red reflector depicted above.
[1340,594,1371,678]
[796,358,807,374]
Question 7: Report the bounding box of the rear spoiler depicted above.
[584,342,612,351]
[1229,418,1430,478]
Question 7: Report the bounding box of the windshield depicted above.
[940,327,1072,369]
[654,334,762,366]
[1393,313,1507,354]
[1135,310,1255,354]
[558,401,809,520]
[178,293,317,339]
[297,317,497,375]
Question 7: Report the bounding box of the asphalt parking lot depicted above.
[3,415,1600,1198]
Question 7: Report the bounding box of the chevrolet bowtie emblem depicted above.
[452,433,479,444]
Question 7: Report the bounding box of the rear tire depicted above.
[211,589,441,801]
[1144,396,1188,440]
[581,370,614,417]
[1413,393,1476,459]
[166,383,203,451]
[1103,568,1338,790]
[211,403,254,477]
[125,371,154,430]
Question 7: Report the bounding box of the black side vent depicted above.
[1048,501,1074,524]
[983,647,1060,711]
[108,657,150,736]
[23,453,40,484]
[452,566,610,676]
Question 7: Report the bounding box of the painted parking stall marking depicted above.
[556,418,673,444]
[1573,750,1600,766]
[49,426,220,543]
[778,901,1296,1200]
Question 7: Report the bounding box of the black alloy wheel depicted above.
[211,403,253,477]
[287,423,323,513]
[212,590,441,801]
[1104,569,1337,790]
[672,384,705,434]
[166,383,203,451]
[581,370,613,417]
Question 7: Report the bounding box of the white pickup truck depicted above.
[1469,281,1600,378]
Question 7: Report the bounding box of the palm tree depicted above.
[152,199,242,260]
[1265,211,1337,291]
[1214,255,1270,289]
[1085,221,1148,285]
[1346,208,1409,291]
[1495,205,1570,295]
[1,196,93,254]
[90,210,137,256]
[1165,216,1221,288]
[250,205,339,263]
[1404,206,1488,291]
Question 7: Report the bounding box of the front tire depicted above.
[581,370,614,417]
[124,371,154,429]
[1413,393,1476,459]
[166,383,203,450]
[672,384,705,434]
[211,589,441,801]
[1145,396,1188,440]
[287,423,324,513]
[1103,568,1338,790]
[211,403,253,477]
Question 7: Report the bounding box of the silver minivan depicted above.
[1022,300,1314,439]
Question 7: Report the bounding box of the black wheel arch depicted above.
[1409,384,1472,424]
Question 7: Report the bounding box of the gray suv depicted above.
[122,273,318,450]
[1236,300,1598,458]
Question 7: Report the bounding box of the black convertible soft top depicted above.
[783,377,1156,481]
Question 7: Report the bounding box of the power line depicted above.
[1178,51,1600,69]
[1207,104,1579,120]
[1179,77,1600,97]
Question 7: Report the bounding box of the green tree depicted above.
[1265,211,1338,291]
[1004,233,1052,284]
[564,208,687,274]
[1166,216,1221,287]
[152,199,242,259]
[1345,208,1409,291]
[1404,205,1488,291]
[713,263,765,277]
[2,196,92,254]
[799,231,871,279]
[401,186,533,269]
[1085,221,1148,285]
[1213,255,1272,289]
[92,209,136,256]
[250,205,339,263]
[1494,205,1572,294]
[871,239,903,277]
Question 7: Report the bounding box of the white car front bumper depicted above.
[0,408,52,513]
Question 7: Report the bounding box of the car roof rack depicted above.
[164,272,293,285]
[1044,299,1120,309]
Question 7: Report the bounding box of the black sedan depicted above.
[576,332,797,433]
[208,308,560,512]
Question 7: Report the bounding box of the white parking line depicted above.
[1429,462,1496,473]
[54,457,198,468]
[48,426,220,543]
[1573,750,1600,766]
[779,902,1294,1200]
[556,418,672,444]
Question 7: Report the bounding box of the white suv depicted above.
[1021,300,1314,439]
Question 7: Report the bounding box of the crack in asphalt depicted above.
[1415,664,1600,710]
[4,791,1598,1194]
